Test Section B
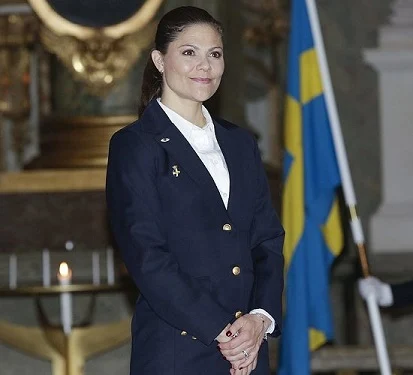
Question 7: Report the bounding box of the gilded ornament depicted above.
[27,0,164,94]
[40,23,157,94]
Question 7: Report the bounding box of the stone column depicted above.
[365,0,413,253]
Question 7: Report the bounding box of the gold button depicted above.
[222,223,232,231]
[232,266,241,276]
[235,311,243,319]
[181,331,187,336]
[191,336,197,340]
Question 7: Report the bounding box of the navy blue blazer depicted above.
[106,99,284,375]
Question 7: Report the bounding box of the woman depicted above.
[106,6,284,375]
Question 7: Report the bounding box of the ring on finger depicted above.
[242,350,249,358]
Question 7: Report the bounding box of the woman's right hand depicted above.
[216,323,257,375]
[216,323,232,343]
[218,314,267,370]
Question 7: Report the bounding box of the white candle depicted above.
[92,252,100,285]
[9,254,17,289]
[42,249,50,287]
[106,247,115,285]
[57,262,72,335]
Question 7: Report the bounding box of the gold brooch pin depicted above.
[172,165,180,177]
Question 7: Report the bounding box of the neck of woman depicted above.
[160,96,206,128]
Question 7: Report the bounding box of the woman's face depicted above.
[152,23,224,106]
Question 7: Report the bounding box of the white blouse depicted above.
[158,99,230,208]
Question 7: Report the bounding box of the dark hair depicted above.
[138,6,223,117]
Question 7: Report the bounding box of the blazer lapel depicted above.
[144,101,229,218]
[213,120,245,220]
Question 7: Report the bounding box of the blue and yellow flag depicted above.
[278,0,344,373]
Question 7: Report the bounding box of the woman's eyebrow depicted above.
[178,44,223,51]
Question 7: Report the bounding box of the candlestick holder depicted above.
[0,282,135,375]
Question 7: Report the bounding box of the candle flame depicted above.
[59,262,69,277]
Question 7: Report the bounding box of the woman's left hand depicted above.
[218,314,269,370]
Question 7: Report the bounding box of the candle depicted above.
[42,249,50,287]
[106,247,115,285]
[57,262,72,335]
[9,254,17,289]
[92,252,100,285]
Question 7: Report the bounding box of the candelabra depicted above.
[0,284,132,375]
[0,249,134,375]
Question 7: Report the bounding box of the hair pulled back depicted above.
[138,6,223,117]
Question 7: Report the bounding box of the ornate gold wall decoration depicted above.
[39,23,156,95]
[27,0,164,94]
[0,13,36,165]
[243,0,288,47]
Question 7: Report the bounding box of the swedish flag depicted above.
[278,0,344,373]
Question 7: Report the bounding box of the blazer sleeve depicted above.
[106,130,233,345]
[249,139,285,337]
[391,280,413,309]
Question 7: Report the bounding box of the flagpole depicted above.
[304,0,392,374]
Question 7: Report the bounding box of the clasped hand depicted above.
[217,314,268,375]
